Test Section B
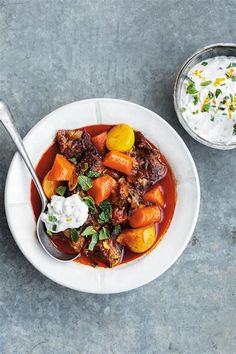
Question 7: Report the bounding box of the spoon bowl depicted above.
[0,100,79,262]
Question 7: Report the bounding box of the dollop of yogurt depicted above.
[180,56,236,145]
[41,194,88,233]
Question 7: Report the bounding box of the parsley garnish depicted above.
[56,186,67,196]
[87,170,101,178]
[78,175,92,191]
[200,80,212,87]
[71,228,79,243]
[69,157,77,165]
[201,62,208,66]
[215,89,222,98]
[88,234,98,251]
[47,230,52,236]
[99,227,110,240]
[180,107,186,113]
[193,110,199,115]
[82,225,97,237]
[83,196,97,213]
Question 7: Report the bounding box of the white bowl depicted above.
[5,99,200,294]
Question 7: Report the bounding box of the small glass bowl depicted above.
[174,43,236,150]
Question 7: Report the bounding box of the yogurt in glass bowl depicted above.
[174,43,236,149]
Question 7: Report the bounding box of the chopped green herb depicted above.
[98,211,110,224]
[193,110,199,115]
[180,107,187,113]
[200,80,212,87]
[52,224,57,232]
[218,107,225,111]
[78,175,92,191]
[87,170,101,178]
[227,63,236,68]
[88,234,98,251]
[230,93,234,102]
[210,116,215,122]
[201,61,208,66]
[112,224,121,236]
[47,230,52,236]
[222,113,228,116]
[233,124,236,135]
[186,81,198,95]
[231,76,236,82]
[202,102,211,112]
[100,200,112,215]
[193,95,199,105]
[68,157,77,165]
[215,89,222,98]
[208,91,214,99]
[48,215,57,222]
[83,196,97,213]
[99,227,110,240]
[220,83,226,86]
[71,228,79,243]
[82,225,97,237]
[56,186,67,196]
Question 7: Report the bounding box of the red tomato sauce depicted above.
[31,124,176,267]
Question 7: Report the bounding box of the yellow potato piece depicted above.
[106,124,135,152]
[117,224,156,253]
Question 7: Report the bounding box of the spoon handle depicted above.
[0,101,47,209]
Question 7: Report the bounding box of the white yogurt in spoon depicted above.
[180,56,236,145]
[41,194,88,233]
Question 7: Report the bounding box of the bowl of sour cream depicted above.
[174,43,236,149]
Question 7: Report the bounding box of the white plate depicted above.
[5,99,200,294]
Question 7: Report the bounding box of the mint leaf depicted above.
[47,230,52,236]
[215,89,222,98]
[78,175,92,191]
[180,107,186,113]
[87,170,101,178]
[98,211,110,224]
[88,234,98,251]
[71,228,79,243]
[99,227,110,240]
[203,102,211,112]
[201,62,208,66]
[48,215,57,222]
[83,196,97,213]
[56,186,67,196]
[69,157,77,165]
[82,225,97,237]
[200,80,212,87]
[227,63,236,68]
[186,81,198,95]
[193,95,199,105]
[233,124,236,135]
[112,224,121,236]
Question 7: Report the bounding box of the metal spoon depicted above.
[0,100,79,261]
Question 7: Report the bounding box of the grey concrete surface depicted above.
[0,0,235,353]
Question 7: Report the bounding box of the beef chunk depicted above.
[131,131,167,187]
[95,239,123,267]
[56,129,100,160]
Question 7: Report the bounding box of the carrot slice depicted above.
[92,131,108,155]
[47,154,75,181]
[143,184,165,207]
[88,175,117,205]
[103,151,132,176]
[42,171,61,199]
[129,206,161,228]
